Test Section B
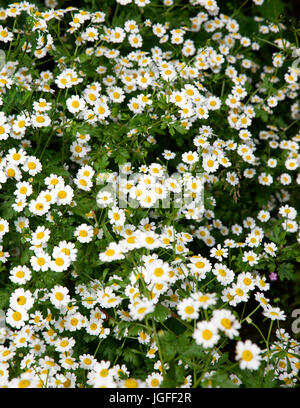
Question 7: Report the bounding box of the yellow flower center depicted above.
[242,350,253,361]
[184,306,195,315]
[17,296,26,305]
[12,311,22,321]
[55,292,64,301]
[124,379,138,388]
[202,329,213,340]
[221,318,232,329]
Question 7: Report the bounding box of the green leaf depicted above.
[0,202,15,220]
[123,348,141,367]
[0,289,10,309]
[151,304,170,322]
[159,331,178,361]
[160,363,177,388]
[173,123,187,135]
[268,262,276,273]
[238,368,261,387]
[160,362,185,388]
[258,0,285,20]
[101,222,115,244]
[179,343,206,360]
[256,108,269,123]
[114,147,131,165]
[261,369,280,388]
[278,263,294,281]
[94,154,109,171]
[238,364,280,388]
[211,371,239,388]
[127,325,142,337]
[20,250,31,265]
[268,225,285,244]
[100,338,119,361]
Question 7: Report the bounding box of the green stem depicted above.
[266,320,274,356]
[232,0,249,17]
[239,302,247,322]
[192,349,213,388]
[240,304,261,324]
[93,339,103,357]
[250,321,267,344]
[113,338,126,366]
[7,18,18,60]
[283,118,300,133]
[146,317,166,378]
[39,127,55,160]
[200,276,217,291]
[53,26,71,57]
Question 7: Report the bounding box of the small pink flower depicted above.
[269,272,278,281]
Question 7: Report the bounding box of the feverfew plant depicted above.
[0,0,299,389]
